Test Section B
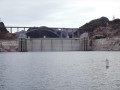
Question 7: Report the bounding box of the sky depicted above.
[0,0,120,28]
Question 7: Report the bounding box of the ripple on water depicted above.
[0,52,120,90]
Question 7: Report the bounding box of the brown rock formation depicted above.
[93,19,120,38]
[0,22,14,39]
[75,17,120,39]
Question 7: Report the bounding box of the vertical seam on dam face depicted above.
[51,39,54,51]
[40,39,41,51]
[71,39,73,51]
[31,39,33,51]
[79,39,80,51]
[61,39,63,51]
[41,39,42,51]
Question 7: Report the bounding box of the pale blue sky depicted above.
[0,0,120,27]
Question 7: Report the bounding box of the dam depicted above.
[0,36,89,52]
[0,26,90,52]
[20,37,89,52]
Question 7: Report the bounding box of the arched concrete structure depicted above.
[26,27,60,38]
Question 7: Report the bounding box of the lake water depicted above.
[0,51,120,90]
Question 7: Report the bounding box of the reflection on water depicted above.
[0,51,120,90]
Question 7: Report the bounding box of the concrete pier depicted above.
[18,38,27,52]
[80,33,89,51]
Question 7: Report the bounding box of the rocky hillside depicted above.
[75,17,120,39]
[93,19,120,38]
[0,22,14,39]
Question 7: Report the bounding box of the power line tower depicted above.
[0,18,1,22]
[113,15,115,20]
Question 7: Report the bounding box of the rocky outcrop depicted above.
[75,17,120,40]
[93,19,120,38]
[92,38,120,51]
[0,22,14,39]
[0,40,18,52]
[75,17,109,38]
[76,17,120,51]
[0,22,8,32]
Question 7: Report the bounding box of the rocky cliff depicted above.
[75,17,120,39]
[75,17,109,37]
[93,19,120,38]
[0,22,14,39]
[92,38,120,51]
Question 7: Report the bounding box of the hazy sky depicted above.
[0,0,120,27]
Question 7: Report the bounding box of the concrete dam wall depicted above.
[0,38,89,52]
[1,37,120,52]
[17,32,89,52]
[27,38,81,52]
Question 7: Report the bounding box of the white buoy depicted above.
[106,59,109,69]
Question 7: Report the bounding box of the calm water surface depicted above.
[0,51,120,90]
